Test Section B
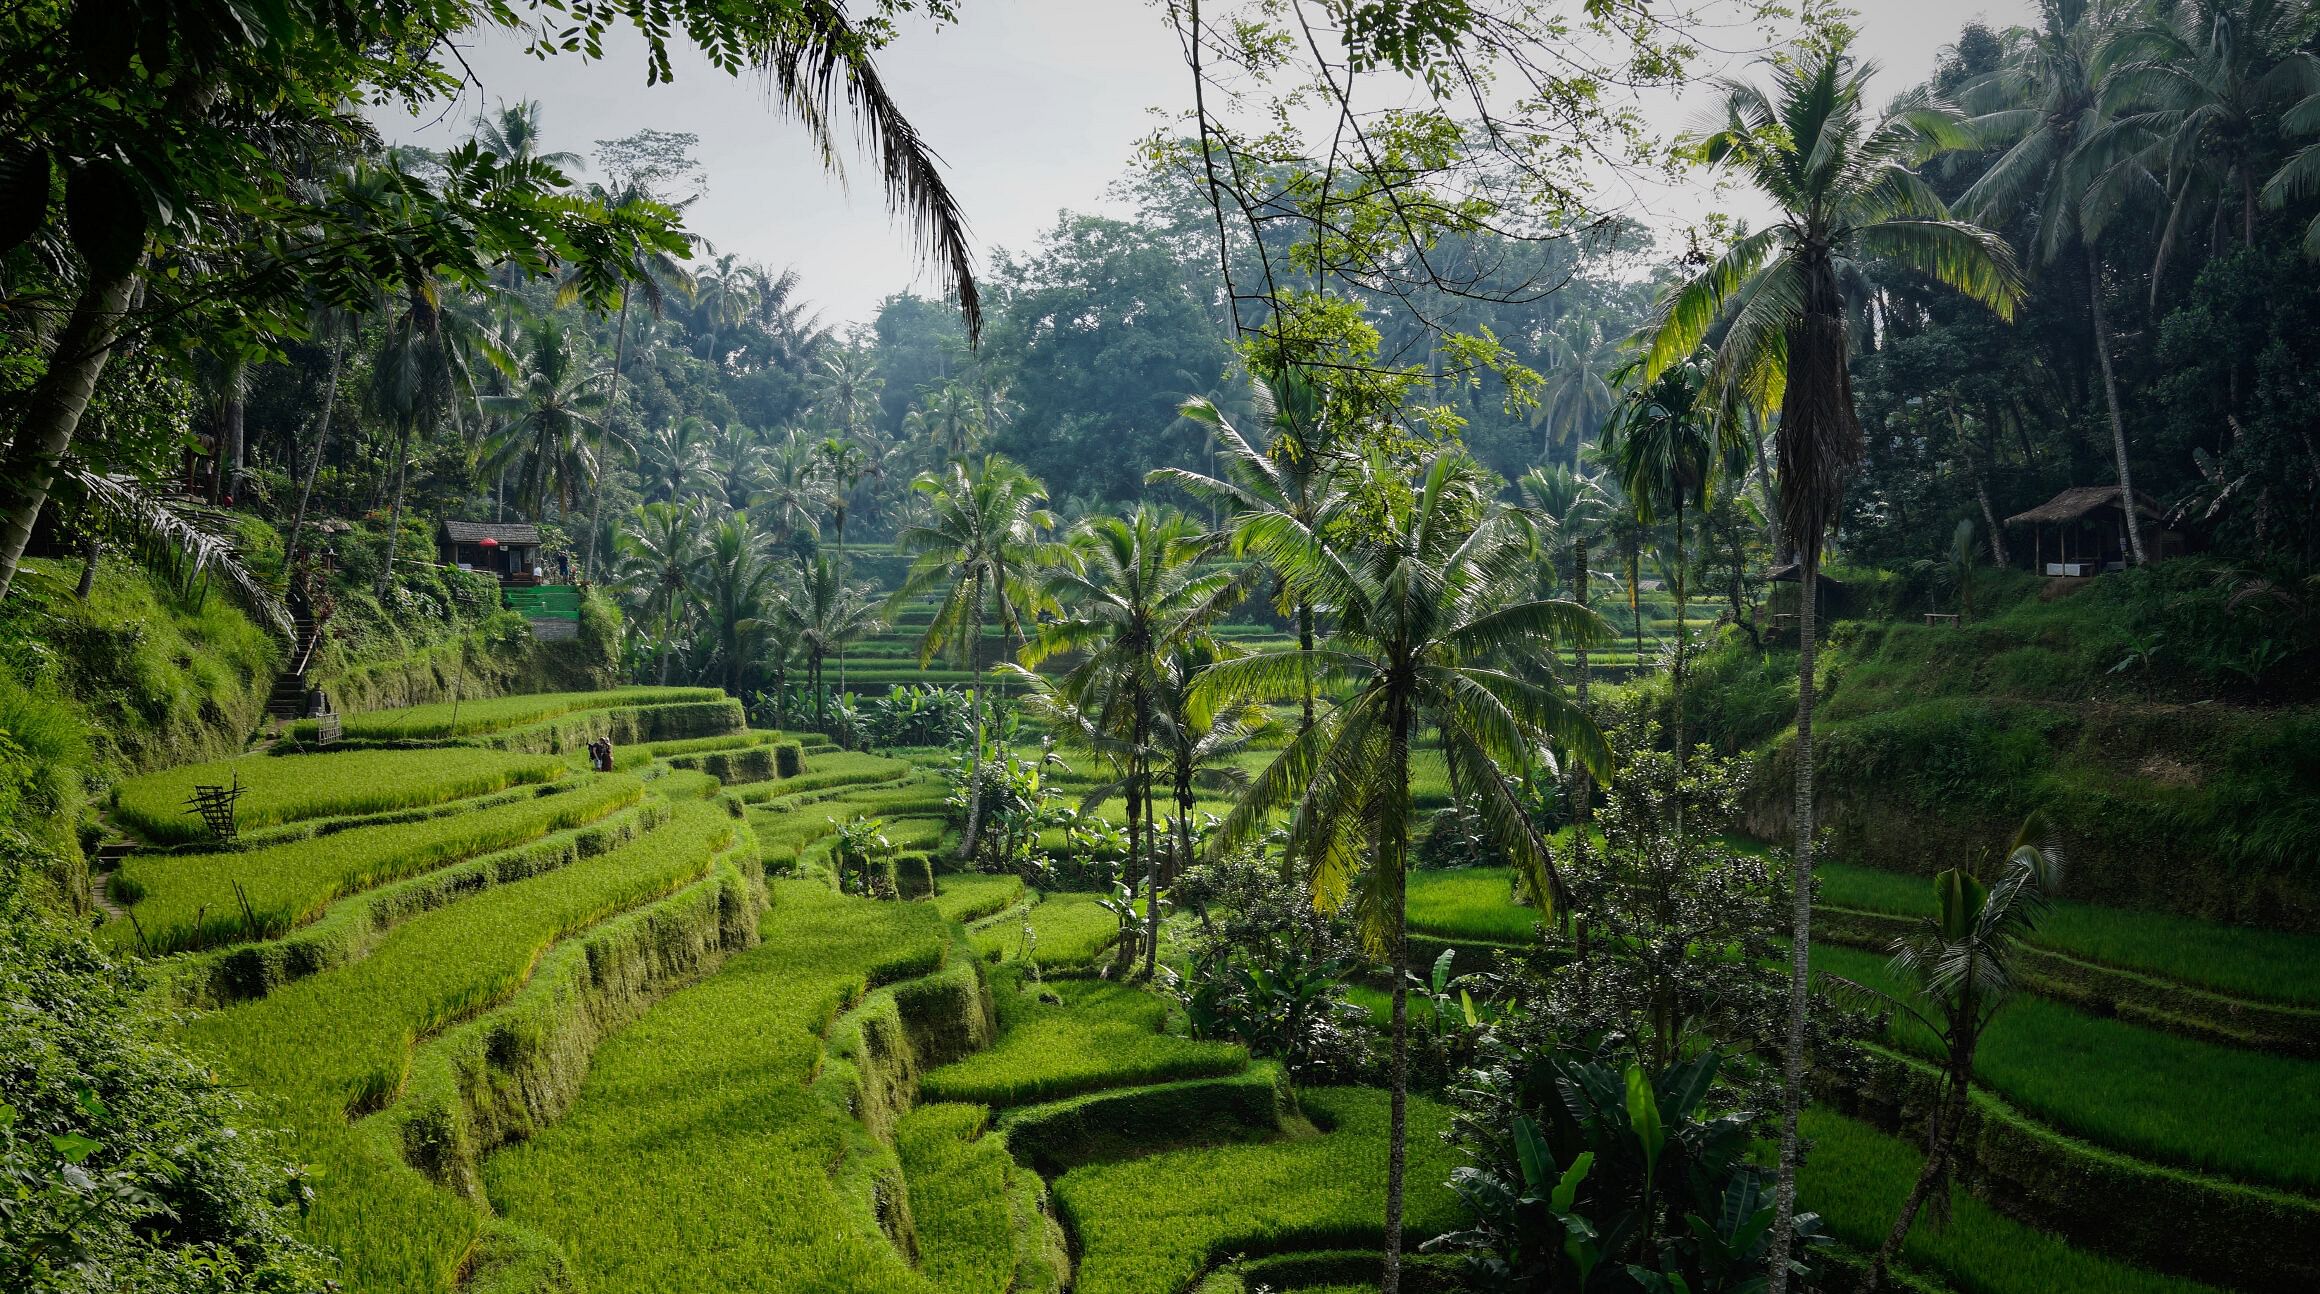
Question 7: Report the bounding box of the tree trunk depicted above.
[0,265,140,605]
[75,536,100,599]
[1382,696,1413,1294]
[1864,1047,1974,1293]
[216,361,247,504]
[958,586,988,861]
[282,332,346,578]
[585,297,632,581]
[1142,711,1165,980]
[1671,501,1687,772]
[376,422,417,599]
[2086,250,2146,565]
[1297,601,1315,734]
[1948,397,2009,566]
[1572,536,1593,823]
[1767,557,1820,1294]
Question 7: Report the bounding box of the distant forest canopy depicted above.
[11,4,2320,589]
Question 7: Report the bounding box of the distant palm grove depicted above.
[2,3,2317,1294]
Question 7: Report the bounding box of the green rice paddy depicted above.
[922,973,1247,1106]
[112,747,565,843]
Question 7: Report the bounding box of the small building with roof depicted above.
[2004,486,2182,575]
[438,519,546,585]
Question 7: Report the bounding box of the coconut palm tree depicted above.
[1959,0,2155,564]
[1601,351,1747,768]
[891,455,1057,860]
[1827,815,2062,1294]
[1532,315,1623,465]
[755,429,832,555]
[617,501,706,684]
[1159,365,1350,735]
[1203,451,1612,1294]
[1021,507,1242,977]
[1639,39,2023,1288]
[697,513,785,696]
[2094,0,2320,277]
[482,318,610,523]
[368,285,506,597]
[904,380,988,464]
[1151,637,1273,885]
[2262,86,2320,257]
[813,347,884,440]
[711,421,771,512]
[786,553,884,723]
[1515,462,1616,818]
[638,415,718,505]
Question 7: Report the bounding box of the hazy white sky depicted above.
[382,0,2035,328]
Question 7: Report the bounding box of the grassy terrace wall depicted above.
[1663,565,2320,931]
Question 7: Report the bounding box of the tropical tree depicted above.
[891,455,1057,859]
[904,380,989,464]
[786,554,884,722]
[1021,508,1242,976]
[1958,0,2151,564]
[1160,365,1349,734]
[814,346,884,439]
[1827,815,2062,1294]
[1515,462,1616,817]
[482,317,609,523]
[617,501,706,684]
[2095,0,2320,277]
[1601,351,1746,767]
[756,429,832,553]
[712,421,771,512]
[697,513,785,696]
[1203,451,1613,1294]
[638,415,719,505]
[1532,315,1623,464]
[567,174,696,581]
[368,284,505,597]
[2262,84,2320,257]
[1639,39,2023,1287]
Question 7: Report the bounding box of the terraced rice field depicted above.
[112,747,565,843]
[115,686,1467,1294]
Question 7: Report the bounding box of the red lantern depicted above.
[480,537,498,548]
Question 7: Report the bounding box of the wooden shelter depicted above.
[2004,487,2179,575]
[438,519,545,584]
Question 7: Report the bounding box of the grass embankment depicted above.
[183,798,741,1292]
[897,1103,1066,1294]
[970,890,1120,969]
[1816,942,2320,1191]
[933,874,1028,924]
[1818,858,2320,1006]
[1802,1108,2226,1294]
[922,972,1245,1107]
[296,685,722,741]
[1053,1086,1463,1294]
[483,881,954,1293]
[110,775,643,951]
[112,748,565,844]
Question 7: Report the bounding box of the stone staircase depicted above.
[266,611,335,729]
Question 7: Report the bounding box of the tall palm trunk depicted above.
[1382,690,1413,1294]
[376,422,418,598]
[958,584,989,862]
[1671,502,1687,771]
[2085,249,2145,565]
[1142,707,1165,979]
[215,360,247,504]
[1864,1035,1976,1294]
[0,266,140,604]
[282,333,347,577]
[1947,397,2008,566]
[1572,536,1593,823]
[585,297,632,581]
[1768,557,1820,1293]
[1296,601,1316,733]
